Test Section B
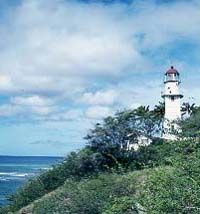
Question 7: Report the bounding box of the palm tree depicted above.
[134,105,150,117]
[181,102,196,117]
[153,101,165,121]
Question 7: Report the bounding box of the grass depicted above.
[14,168,166,214]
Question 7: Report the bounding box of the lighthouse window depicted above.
[171,96,175,101]
[171,125,175,132]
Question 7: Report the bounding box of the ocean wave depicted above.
[0,177,10,181]
[34,167,51,170]
[0,172,35,177]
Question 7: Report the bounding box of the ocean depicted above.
[0,156,63,207]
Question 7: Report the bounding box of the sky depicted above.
[0,0,200,156]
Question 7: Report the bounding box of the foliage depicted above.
[0,104,183,212]
[7,148,109,212]
[85,106,163,171]
[139,153,200,213]
[15,138,200,213]
[31,173,140,214]
[11,142,200,214]
[8,178,45,211]
[181,102,196,117]
[4,103,200,213]
[179,106,200,139]
[102,197,142,214]
[152,101,165,124]
[7,139,199,213]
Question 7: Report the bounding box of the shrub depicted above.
[8,148,108,211]
[32,173,138,214]
[139,154,200,213]
[102,196,141,214]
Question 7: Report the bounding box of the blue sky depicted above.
[0,0,200,156]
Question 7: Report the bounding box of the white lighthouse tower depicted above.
[162,66,183,140]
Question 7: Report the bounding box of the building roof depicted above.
[165,66,179,75]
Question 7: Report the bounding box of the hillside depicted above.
[17,169,151,214]
[1,138,200,214]
[1,106,200,213]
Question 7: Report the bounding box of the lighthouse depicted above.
[162,66,183,140]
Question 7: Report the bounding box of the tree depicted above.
[153,101,165,121]
[179,105,200,140]
[181,102,196,117]
[134,105,150,117]
[85,105,163,157]
[85,110,140,154]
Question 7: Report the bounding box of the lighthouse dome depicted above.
[165,66,179,75]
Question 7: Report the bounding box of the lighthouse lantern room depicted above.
[162,66,183,140]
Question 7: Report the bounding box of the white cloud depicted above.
[85,106,113,119]
[12,95,56,115]
[0,104,22,117]
[0,75,12,90]
[80,89,118,106]
[0,0,200,123]
[1,0,200,155]
[0,0,142,95]
[130,0,200,49]
[0,95,57,118]
[31,105,54,116]
[49,109,84,121]
[0,0,199,97]
[11,95,54,107]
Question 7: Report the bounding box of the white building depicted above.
[162,66,183,140]
[127,135,152,150]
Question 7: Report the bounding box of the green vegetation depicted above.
[179,105,200,139]
[1,103,200,213]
